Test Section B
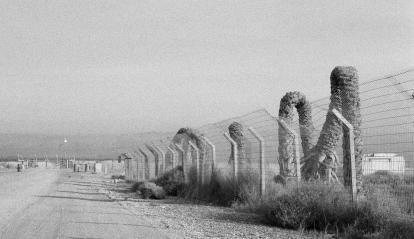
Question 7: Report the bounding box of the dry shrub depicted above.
[364,185,403,216]
[363,171,414,214]
[363,170,402,186]
[181,168,238,206]
[377,217,414,239]
[151,166,185,196]
[180,167,261,206]
[136,181,166,199]
[111,174,125,180]
[130,181,144,192]
[261,181,386,233]
[235,170,262,206]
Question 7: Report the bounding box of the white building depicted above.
[362,153,405,175]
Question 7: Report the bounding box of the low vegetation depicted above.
[178,166,263,206]
[151,166,185,196]
[111,174,125,180]
[257,178,414,238]
[131,181,166,199]
[260,182,386,233]
[362,171,414,214]
[125,166,413,238]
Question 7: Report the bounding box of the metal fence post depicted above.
[175,143,187,183]
[202,136,215,184]
[136,150,145,181]
[146,144,159,177]
[124,156,128,179]
[276,119,301,183]
[130,153,135,180]
[132,152,139,181]
[247,127,265,196]
[167,146,176,170]
[188,141,200,185]
[124,155,128,179]
[224,132,238,181]
[332,109,357,203]
[128,153,133,180]
[132,151,138,180]
[138,147,150,180]
[153,144,165,175]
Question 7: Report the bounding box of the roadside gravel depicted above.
[104,180,323,239]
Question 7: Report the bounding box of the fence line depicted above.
[121,68,414,218]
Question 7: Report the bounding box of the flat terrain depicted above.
[0,169,320,239]
[107,182,320,239]
[0,168,59,230]
[0,169,182,239]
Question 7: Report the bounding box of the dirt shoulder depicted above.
[105,180,321,239]
[0,168,59,230]
[1,171,183,239]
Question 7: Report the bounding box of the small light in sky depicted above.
[64,138,68,143]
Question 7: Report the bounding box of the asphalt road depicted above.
[0,169,181,239]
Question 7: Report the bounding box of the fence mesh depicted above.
[123,68,414,218]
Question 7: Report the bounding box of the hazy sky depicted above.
[1,0,413,135]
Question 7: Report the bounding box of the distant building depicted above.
[362,153,405,175]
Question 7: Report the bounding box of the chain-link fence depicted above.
[123,68,414,218]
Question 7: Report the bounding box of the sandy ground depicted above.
[107,181,323,239]
[0,168,59,230]
[0,169,182,239]
[0,169,323,239]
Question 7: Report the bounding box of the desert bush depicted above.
[261,181,385,234]
[402,174,414,185]
[376,217,414,239]
[111,174,125,180]
[152,166,185,196]
[130,181,144,192]
[363,184,403,216]
[363,170,402,186]
[180,167,261,206]
[263,193,309,229]
[136,181,166,199]
[181,168,237,206]
[363,171,414,214]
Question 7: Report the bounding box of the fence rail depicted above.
[123,68,414,219]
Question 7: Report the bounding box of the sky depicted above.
[0,0,413,135]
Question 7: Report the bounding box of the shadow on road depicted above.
[56,190,107,195]
[62,182,108,187]
[67,221,161,229]
[68,237,104,239]
[64,210,135,216]
[36,195,115,202]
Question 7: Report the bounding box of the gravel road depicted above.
[0,169,182,239]
[0,169,322,239]
[0,168,59,230]
[107,181,322,239]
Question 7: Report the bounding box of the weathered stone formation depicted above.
[278,91,315,177]
[301,66,362,184]
[228,122,249,171]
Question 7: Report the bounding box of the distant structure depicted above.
[118,153,131,163]
[362,153,405,175]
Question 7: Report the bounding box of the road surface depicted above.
[0,169,181,239]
